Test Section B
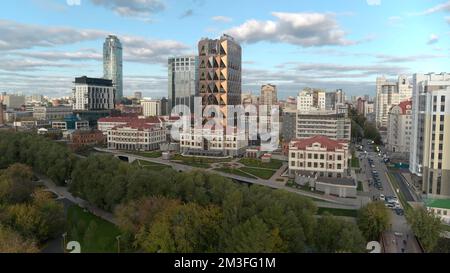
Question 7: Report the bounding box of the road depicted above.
[358,140,422,253]
[95,148,367,209]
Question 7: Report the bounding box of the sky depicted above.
[0,0,449,99]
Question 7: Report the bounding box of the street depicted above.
[358,140,422,253]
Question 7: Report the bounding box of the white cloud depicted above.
[367,0,381,6]
[225,12,355,47]
[427,34,439,45]
[415,1,450,15]
[212,16,233,23]
[89,0,165,18]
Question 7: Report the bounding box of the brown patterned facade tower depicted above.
[198,34,242,127]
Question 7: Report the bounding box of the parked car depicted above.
[380,194,385,201]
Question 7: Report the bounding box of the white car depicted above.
[380,194,385,201]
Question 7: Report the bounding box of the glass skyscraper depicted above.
[168,56,199,114]
[103,35,123,102]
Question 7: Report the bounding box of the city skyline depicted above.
[0,0,449,99]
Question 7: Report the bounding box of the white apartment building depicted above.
[180,127,247,157]
[297,89,326,112]
[386,100,412,155]
[107,122,166,151]
[288,135,349,178]
[375,75,412,129]
[73,76,115,111]
[142,99,162,117]
[296,110,351,141]
[410,73,450,178]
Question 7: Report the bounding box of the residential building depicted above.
[297,88,326,112]
[168,56,198,114]
[2,94,25,109]
[410,73,450,178]
[107,120,166,151]
[142,99,162,117]
[325,89,346,110]
[33,106,73,120]
[241,93,259,105]
[386,100,412,155]
[0,103,4,125]
[103,35,123,101]
[296,110,351,141]
[73,76,115,111]
[281,109,297,143]
[260,84,278,106]
[116,104,143,115]
[288,135,350,178]
[420,78,450,198]
[375,75,412,129]
[71,129,105,150]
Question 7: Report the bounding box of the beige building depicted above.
[142,99,162,117]
[375,75,412,129]
[260,84,278,106]
[386,100,412,155]
[296,110,351,141]
[33,106,73,120]
[98,116,162,135]
[297,88,326,112]
[288,135,349,178]
[422,85,450,199]
[107,121,166,151]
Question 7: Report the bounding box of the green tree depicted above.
[357,202,391,241]
[0,225,39,253]
[406,207,442,252]
[0,164,35,204]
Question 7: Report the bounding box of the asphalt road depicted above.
[358,140,422,253]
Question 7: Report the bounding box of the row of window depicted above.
[291,152,343,161]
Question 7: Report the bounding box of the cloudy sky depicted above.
[0,0,449,99]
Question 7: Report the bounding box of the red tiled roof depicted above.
[98,116,162,124]
[290,135,347,151]
[396,100,412,114]
[113,120,161,131]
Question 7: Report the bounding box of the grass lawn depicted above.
[171,154,233,168]
[215,168,257,179]
[351,157,360,168]
[357,181,363,191]
[317,207,358,218]
[66,206,121,253]
[240,167,276,180]
[130,150,162,158]
[238,158,283,170]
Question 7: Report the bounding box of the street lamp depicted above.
[116,235,121,253]
[62,232,67,253]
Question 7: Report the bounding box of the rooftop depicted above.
[426,199,450,210]
[290,135,348,151]
[98,116,162,124]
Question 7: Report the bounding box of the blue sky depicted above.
[0,0,449,99]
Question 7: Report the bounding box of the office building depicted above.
[103,35,123,101]
[73,76,115,111]
[260,84,278,106]
[168,56,198,114]
[33,106,73,120]
[2,94,25,109]
[297,88,326,112]
[375,75,412,129]
[386,100,412,155]
[296,110,351,141]
[134,92,143,100]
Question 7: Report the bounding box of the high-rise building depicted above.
[103,35,123,102]
[142,99,162,117]
[73,76,115,111]
[168,56,198,114]
[180,34,245,157]
[0,103,4,125]
[410,73,450,188]
[134,92,143,100]
[2,94,25,109]
[241,93,259,105]
[260,84,278,106]
[325,89,346,110]
[386,100,412,155]
[375,75,412,129]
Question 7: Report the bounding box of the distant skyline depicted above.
[0,0,449,99]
